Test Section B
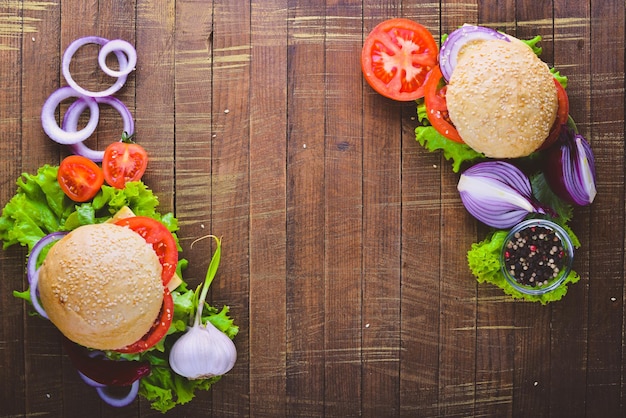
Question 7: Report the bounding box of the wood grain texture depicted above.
[0,1,625,417]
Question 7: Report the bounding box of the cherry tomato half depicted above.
[57,155,104,202]
[361,18,438,101]
[424,65,464,143]
[114,216,178,286]
[538,78,570,151]
[102,134,148,189]
[115,289,174,354]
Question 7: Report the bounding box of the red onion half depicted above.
[458,161,552,229]
[439,25,510,82]
[543,126,597,206]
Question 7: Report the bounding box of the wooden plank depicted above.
[0,0,30,415]
[172,0,215,414]
[585,0,625,415]
[209,0,251,415]
[397,3,441,417]
[511,3,555,417]
[361,2,402,417]
[549,1,592,415]
[248,0,288,415]
[285,0,326,415]
[439,2,478,416]
[473,2,517,416]
[323,0,363,415]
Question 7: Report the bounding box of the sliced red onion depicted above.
[439,25,510,81]
[26,232,68,319]
[27,232,67,284]
[78,370,107,388]
[98,39,137,78]
[544,127,597,206]
[95,380,139,408]
[29,269,49,319]
[458,161,551,229]
[41,86,99,145]
[64,96,134,162]
[62,36,130,98]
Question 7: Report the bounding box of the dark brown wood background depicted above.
[0,0,624,417]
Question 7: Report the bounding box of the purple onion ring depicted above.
[62,36,130,98]
[64,96,134,162]
[98,39,137,78]
[41,87,99,145]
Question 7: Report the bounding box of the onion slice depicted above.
[26,232,67,285]
[62,36,130,98]
[29,269,49,319]
[64,96,135,162]
[439,25,510,81]
[98,39,137,78]
[41,87,99,145]
[95,380,139,408]
[458,161,551,229]
[26,232,67,319]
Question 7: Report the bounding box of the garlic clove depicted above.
[169,321,237,380]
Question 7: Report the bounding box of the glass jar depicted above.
[500,219,575,295]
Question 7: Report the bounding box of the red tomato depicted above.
[423,65,464,143]
[57,155,104,202]
[102,136,148,189]
[115,289,174,354]
[361,18,438,101]
[114,216,178,286]
[538,78,570,151]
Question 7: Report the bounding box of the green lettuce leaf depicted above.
[467,228,580,304]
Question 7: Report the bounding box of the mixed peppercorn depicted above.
[503,225,567,287]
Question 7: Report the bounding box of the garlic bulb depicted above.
[169,321,237,379]
[168,235,237,380]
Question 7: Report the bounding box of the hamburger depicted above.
[38,222,164,350]
[445,37,558,158]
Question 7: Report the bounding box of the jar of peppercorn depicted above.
[500,219,575,295]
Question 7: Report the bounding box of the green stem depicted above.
[194,235,222,326]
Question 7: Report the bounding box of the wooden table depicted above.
[1,1,624,417]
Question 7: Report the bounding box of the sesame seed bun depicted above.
[38,223,163,350]
[446,38,558,158]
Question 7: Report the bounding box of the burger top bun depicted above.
[38,222,163,350]
[446,38,558,158]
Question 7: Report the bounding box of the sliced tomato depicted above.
[102,134,148,189]
[424,65,464,143]
[361,18,438,101]
[57,155,104,202]
[538,78,570,151]
[115,289,174,354]
[114,216,178,286]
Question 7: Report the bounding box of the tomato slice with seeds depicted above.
[424,65,464,143]
[102,134,148,189]
[115,289,174,354]
[538,78,570,151]
[114,216,178,286]
[57,155,105,202]
[361,18,439,101]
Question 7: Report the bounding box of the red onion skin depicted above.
[543,146,575,204]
